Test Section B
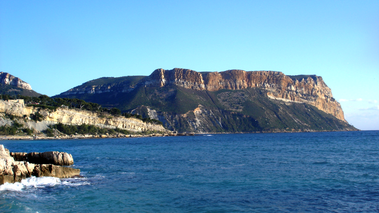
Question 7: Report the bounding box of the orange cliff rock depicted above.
[146,68,346,121]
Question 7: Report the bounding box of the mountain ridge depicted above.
[56,68,356,133]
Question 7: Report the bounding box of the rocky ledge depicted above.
[0,144,80,184]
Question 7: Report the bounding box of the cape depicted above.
[56,68,357,133]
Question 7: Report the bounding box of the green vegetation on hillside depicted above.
[46,123,131,136]
[81,76,145,88]
[0,120,33,136]
[45,123,164,137]
[0,84,41,97]
[118,87,355,133]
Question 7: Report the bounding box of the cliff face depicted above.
[0,72,32,90]
[0,99,167,133]
[145,68,345,121]
[56,68,355,133]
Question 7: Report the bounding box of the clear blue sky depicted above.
[1,0,378,130]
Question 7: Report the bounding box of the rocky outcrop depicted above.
[0,99,168,133]
[11,151,74,166]
[0,72,32,90]
[0,145,79,184]
[145,68,345,121]
[0,99,33,117]
[146,68,206,90]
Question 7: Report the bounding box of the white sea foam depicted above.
[0,182,24,191]
[62,177,91,187]
[0,176,89,192]
[21,176,61,188]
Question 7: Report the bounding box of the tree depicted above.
[110,108,121,116]
[31,112,44,121]
[38,95,50,104]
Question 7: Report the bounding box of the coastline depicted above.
[0,132,193,140]
[0,128,359,141]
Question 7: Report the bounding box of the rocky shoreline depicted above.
[0,129,358,141]
[0,132,193,141]
[0,144,80,184]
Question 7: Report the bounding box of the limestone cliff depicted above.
[0,72,32,90]
[0,99,167,133]
[145,68,345,121]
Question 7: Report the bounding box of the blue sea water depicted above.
[1,131,379,212]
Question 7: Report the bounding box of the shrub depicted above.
[22,128,33,135]
[44,128,54,137]
[50,123,130,136]
[31,112,44,121]
[0,126,17,135]
[12,121,23,128]
[110,108,121,116]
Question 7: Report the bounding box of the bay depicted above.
[1,131,379,212]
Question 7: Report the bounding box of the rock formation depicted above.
[0,145,80,184]
[0,72,32,90]
[0,99,168,133]
[60,68,345,121]
[11,151,74,166]
[145,69,345,121]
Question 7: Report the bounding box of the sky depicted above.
[1,0,378,130]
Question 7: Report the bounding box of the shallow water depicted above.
[1,131,379,212]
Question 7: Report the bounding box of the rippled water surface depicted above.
[1,131,379,212]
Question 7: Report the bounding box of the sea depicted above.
[1,131,379,213]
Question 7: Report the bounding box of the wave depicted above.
[0,182,24,192]
[0,176,90,192]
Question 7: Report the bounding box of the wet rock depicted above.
[10,152,27,161]
[25,151,74,166]
[32,164,79,179]
[0,144,80,184]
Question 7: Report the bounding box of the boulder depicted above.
[25,151,74,166]
[32,164,80,178]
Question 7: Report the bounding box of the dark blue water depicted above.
[1,131,379,212]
